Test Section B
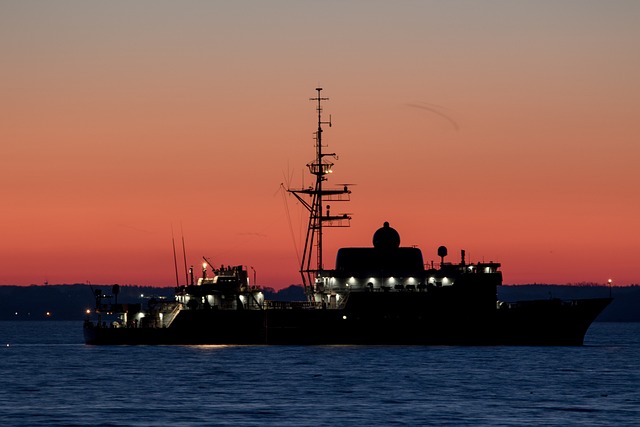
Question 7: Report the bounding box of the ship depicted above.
[84,88,612,346]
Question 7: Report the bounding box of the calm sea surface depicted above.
[1,321,638,426]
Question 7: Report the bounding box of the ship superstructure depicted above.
[83,89,612,346]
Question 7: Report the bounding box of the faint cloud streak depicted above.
[405,102,460,131]
[238,232,268,238]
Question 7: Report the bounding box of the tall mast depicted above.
[288,88,351,292]
[312,87,330,273]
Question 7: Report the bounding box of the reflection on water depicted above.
[1,322,639,426]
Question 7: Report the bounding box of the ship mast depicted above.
[288,88,351,292]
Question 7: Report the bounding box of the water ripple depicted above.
[0,322,639,426]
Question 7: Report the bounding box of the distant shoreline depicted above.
[1,283,638,322]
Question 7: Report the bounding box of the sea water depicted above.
[0,321,638,426]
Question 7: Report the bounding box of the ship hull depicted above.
[83,93,612,347]
[84,296,611,346]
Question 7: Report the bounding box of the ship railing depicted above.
[322,193,350,202]
[424,263,501,274]
[323,217,351,228]
[265,301,324,310]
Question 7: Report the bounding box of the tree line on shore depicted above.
[0,283,637,321]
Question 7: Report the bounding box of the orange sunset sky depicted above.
[2,1,639,288]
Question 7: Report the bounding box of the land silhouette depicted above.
[0,283,637,321]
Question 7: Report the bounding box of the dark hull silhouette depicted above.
[83,89,612,347]
[84,293,611,346]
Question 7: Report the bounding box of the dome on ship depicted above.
[372,221,400,250]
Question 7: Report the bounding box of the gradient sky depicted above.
[2,1,639,288]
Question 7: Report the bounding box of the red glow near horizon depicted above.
[1,2,639,288]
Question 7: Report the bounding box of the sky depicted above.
[1,1,639,288]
